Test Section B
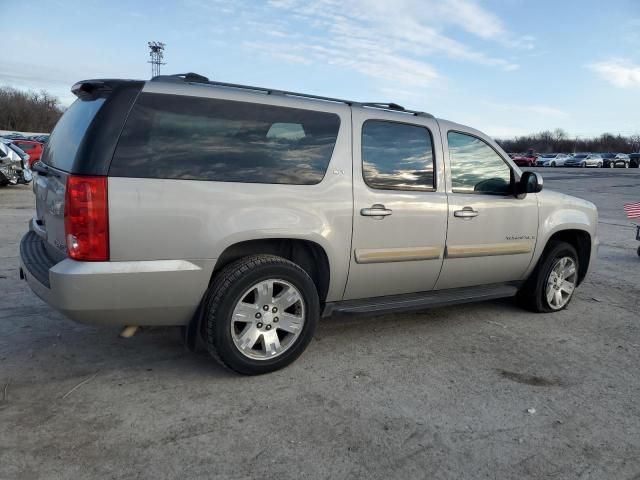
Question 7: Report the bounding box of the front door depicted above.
[344,109,448,300]
[435,129,538,290]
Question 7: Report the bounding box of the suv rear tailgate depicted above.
[31,80,143,264]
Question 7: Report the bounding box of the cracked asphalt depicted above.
[1,168,639,479]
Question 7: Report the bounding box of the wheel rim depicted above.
[546,257,577,310]
[230,279,305,360]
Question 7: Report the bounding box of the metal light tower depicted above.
[148,41,166,77]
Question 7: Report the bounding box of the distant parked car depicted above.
[512,153,537,167]
[29,134,50,143]
[607,153,630,168]
[629,153,640,168]
[564,153,603,168]
[0,139,32,185]
[536,153,570,167]
[11,140,43,167]
[600,153,616,168]
[2,132,28,140]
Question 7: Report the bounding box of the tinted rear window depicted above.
[362,120,435,191]
[41,98,105,171]
[110,93,341,184]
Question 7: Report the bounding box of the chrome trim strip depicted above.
[446,242,533,259]
[355,246,442,264]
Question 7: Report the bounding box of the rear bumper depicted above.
[20,231,215,326]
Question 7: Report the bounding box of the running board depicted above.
[322,283,520,318]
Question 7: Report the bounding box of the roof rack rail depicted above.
[360,102,433,118]
[151,73,434,118]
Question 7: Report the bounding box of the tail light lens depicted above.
[64,176,109,261]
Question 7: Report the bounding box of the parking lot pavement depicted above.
[1,169,639,480]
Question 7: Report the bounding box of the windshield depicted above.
[41,98,105,171]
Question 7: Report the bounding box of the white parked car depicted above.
[536,153,570,167]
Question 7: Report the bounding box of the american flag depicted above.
[624,202,640,219]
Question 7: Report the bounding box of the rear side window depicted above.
[41,98,105,171]
[362,120,435,191]
[110,93,341,184]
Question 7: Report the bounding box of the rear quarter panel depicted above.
[107,92,353,302]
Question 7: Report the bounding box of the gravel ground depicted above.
[1,168,639,480]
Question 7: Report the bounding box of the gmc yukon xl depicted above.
[20,73,599,374]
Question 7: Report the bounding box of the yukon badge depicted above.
[506,235,536,241]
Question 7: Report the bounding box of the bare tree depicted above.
[496,129,640,154]
[0,86,64,132]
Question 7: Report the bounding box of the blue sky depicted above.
[2,0,639,138]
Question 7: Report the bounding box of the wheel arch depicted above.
[544,229,591,285]
[212,238,331,303]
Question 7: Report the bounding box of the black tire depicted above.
[517,241,579,313]
[205,254,319,375]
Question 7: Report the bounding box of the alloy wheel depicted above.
[230,279,305,360]
[546,257,577,310]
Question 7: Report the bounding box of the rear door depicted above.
[344,108,448,300]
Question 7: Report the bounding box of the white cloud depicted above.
[484,100,569,119]
[238,0,528,91]
[588,59,640,88]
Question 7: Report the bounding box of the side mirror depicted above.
[518,171,543,195]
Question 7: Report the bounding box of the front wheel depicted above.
[551,162,556,167]
[581,162,586,168]
[204,255,319,375]
[609,163,614,168]
[517,241,579,313]
[597,162,602,168]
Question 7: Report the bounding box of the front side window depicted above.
[110,93,341,184]
[362,120,435,191]
[448,131,512,195]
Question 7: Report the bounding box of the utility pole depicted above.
[148,41,166,77]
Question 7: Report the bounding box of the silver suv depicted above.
[20,73,599,374]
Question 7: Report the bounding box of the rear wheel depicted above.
[204,255,319,375]
[551,161,556,167]
[581,162,586,168]
[597,161,602,168]
[609,162,614,168]
[517,241,579,313]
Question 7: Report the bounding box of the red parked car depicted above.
[511,152,538,167]
[11,140,43,167]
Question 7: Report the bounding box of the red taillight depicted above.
[64,176,109,261]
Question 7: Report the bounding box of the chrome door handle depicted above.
[454,207,479,218]
[361,204,393,218]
